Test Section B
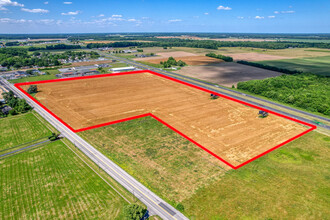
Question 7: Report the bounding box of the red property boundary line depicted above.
[15,70,317,169]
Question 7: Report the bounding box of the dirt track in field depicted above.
[135,56,223,66]
[30,72,308,167]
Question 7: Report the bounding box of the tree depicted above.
[177,60,186,67]
[9,109,17,116]
[27,85,38,94]
[123,204,146,220]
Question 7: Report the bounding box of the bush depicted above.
[27,85,38,94]
[123,204,146,220]
[9,109,17,115]
[176,203,185,212]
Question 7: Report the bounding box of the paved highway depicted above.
[102,52,329,130]
[0,77,188,220]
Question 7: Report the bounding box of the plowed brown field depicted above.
[29,72,308,167]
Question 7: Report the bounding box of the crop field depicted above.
[135,56,223,66]
[256,55,330,76]
[176,62,283,87]
[0,113,52,151]
[17,71,313,168]
[80,118,330,219]
[0,140,128,219]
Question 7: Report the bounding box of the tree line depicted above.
[28,44,81,51]
[206,52,233,62]
[87,39,330,50]
[237,60,302,75]
[87,41,219,49]
[237,73,330,116]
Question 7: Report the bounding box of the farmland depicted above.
[176,62,282,87]
[80,118,330,219]
[21,72,310,167]
[256,56,330,76]
[0,112,52,151]
[79,116,226,204]
[0,140,128,219]
[184,131,330,219]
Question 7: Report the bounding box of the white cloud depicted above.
[141,17,149,20]
[21,8,49,13]
[44,1,48,4]
[127,18,136,22]
[0,17,31,23]
[204,12,209,15]
[98,14,104,17]
[274,10,295,14]
[61,11,79,15]
[281,10,295,14]
[111,14,122,18]
[255,16,264,19]
[36,19,55,24]
[237,16,244,19]
[168,19,182,22]
[217,5,232,10]
[63,2,72,4]
[0,0,24,10]
[268,15,275,19]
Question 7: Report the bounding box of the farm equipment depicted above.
[210,93,219,99]
[258,110,269,118]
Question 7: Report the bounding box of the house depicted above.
[1,106,12,115]
[110,66,136,73]
[0,66,7,71]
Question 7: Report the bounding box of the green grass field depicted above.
[80,117,330,219]
[0,113,52,151]
[256,56,330,76]
[183,131,330,219]
[80,117,226,205]
[0,140,128,219]
[9,74,58,83]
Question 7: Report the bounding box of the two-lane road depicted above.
[0,77,188,220]
[101,52,329,131]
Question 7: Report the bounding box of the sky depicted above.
[0,0,329,34]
